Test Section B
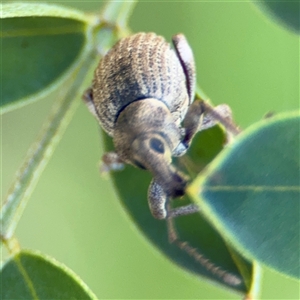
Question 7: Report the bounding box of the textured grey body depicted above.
[92,32,190,136]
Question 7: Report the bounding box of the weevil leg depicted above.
[172,34,196,103]
[82,87,99,119]
[199,101,238,133]
[181,99,240,150]
[148,180,242,286]
[167,204,200,218]
[100,152,124,174]
[148,179,199,220]
[166,202,242,287]
[181,99,205,149]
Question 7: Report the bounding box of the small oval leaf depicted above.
[1,3,91,113]
[0,250,97,299]
[255,1,300,34]
[189,111,300,279]
[103,125,255,295]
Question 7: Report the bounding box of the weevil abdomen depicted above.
[92,32,190,136]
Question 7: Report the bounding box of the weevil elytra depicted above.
[83,32,241,286]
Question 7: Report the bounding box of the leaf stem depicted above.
[245,262,262,300]
[101,0,137,29]
[1,49,96,241]
[2,236,21,256]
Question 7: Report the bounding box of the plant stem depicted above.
[1,49,96,241]
[101,0,137,29]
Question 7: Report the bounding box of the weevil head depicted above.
[113,98,187,197]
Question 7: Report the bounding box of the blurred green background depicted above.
[2,0,299,299]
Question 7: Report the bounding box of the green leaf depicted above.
[189,111,300,279]
[254,1,300,34]
[0,250,97,299]
[103,125,255,295]
[1,3,92,113]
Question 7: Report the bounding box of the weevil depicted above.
[83,32,241,286]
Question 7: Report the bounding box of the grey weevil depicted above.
[83,32,241,286]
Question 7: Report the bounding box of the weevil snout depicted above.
[130,132,188,197]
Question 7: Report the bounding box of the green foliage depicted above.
[0,3,98,242]
[1,3,90,113]
[189,112,300,279]
[0,50,96,241]
[0,251,97,299]
[1,0,299,299]
[255,0,300,34]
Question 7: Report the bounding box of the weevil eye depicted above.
[149,138,165,154]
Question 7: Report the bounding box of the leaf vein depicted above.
[205,185,299,192]
[14,256,39,300]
